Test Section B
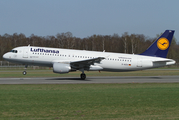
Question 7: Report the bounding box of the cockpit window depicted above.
[10,50,18,53]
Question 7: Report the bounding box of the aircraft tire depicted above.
[80,73,86,80]
[23,71,27,75]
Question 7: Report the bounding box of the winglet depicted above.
[140,30,175,58]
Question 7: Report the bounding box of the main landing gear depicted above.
[80,69,86,80]
[22,65,28,75]
[80,73,86,80]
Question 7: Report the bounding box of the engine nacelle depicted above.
[53,63,71,74]
[89,65,103,71]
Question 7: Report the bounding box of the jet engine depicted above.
[53,62,71,74]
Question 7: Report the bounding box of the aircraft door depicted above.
[23,48,28,58]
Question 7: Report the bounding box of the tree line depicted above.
[0,32,179,63]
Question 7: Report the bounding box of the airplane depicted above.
[3,30,175,80]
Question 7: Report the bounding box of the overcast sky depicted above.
[0,0,179,40]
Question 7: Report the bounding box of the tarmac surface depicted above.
[0,76,179,84]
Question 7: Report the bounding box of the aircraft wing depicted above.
[70,57,105,70]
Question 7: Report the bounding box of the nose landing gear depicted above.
[22,65,28,75]
[23,71,27,75]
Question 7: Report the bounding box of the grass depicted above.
[0,84,179,119]
[0,68,179,78]
[0,68,179,119]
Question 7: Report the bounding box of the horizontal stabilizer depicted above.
[152,59,175,63]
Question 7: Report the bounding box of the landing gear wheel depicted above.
[23,71,27,75]
[80,73,86,80]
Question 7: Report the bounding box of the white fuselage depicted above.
[3,46,176,72]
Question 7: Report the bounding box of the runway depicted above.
[0,76,179,84]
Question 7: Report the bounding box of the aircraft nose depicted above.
[3,53,9,60]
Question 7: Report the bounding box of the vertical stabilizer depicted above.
[140,30,175,58]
